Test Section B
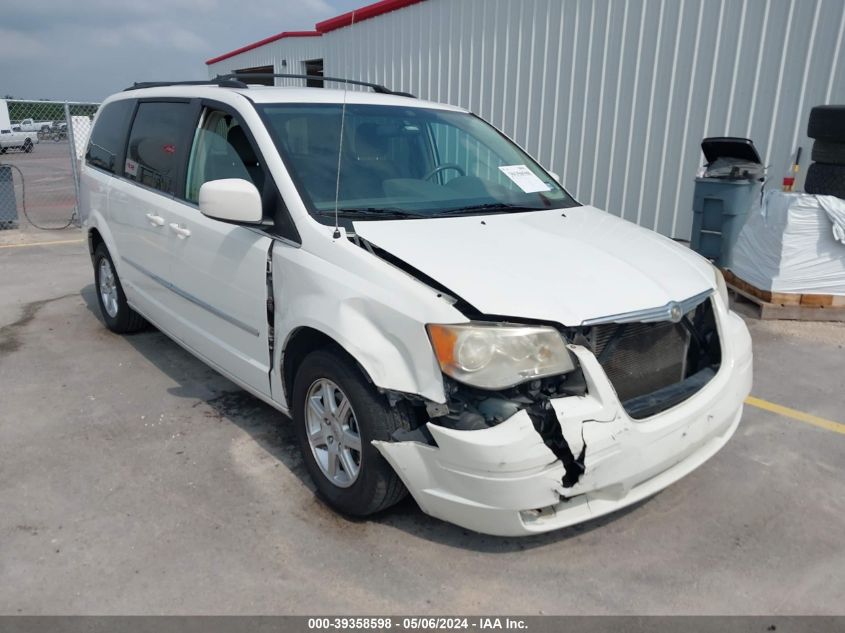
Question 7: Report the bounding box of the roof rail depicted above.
[123,78,248,91]
[122,74,416,98]
[216,73,415,97]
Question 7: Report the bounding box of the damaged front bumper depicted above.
[373,310,752,536]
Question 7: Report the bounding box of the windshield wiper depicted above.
[317,207,428,219]
[437,202,531,216]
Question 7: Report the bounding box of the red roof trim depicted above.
[205,31,321,66]
[205,0,428,65]
[315,0,426,33]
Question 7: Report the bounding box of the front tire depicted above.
[292,348,411,516]
[93,243,147,333]
[23,139,33,153]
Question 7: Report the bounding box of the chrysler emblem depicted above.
[669,302,683,323]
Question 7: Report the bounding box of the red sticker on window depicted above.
[162,144,176,154]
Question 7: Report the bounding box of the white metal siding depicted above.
[209,0,845,239]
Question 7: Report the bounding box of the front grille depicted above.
[592,320,690,403]
[585,298,721,418]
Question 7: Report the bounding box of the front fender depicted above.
[272,238,466,406]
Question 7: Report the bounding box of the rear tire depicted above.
[23,139,33,153]
[292,348,411,516]
[93,243,147,333]
[804,162,845,198]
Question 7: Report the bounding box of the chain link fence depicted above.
[1,99,100,231]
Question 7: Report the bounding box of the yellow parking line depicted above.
[746,396,845,435]
[0,238,84,249]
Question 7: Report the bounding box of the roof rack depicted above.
[123,74,415,98]
[217,73,415,97]
[123,78,249,91]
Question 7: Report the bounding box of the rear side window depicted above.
[124,101,194,195]
[85,100,134,174]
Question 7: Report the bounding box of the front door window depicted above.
[185,109,264,203]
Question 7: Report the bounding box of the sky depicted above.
[0,0,364,103]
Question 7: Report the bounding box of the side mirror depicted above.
[198,178,263,224]
[548,171,560,183]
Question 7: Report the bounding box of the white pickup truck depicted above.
[0,128,37,153]
[15,118,53,133]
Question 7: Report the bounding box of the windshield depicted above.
[258,103,578,221]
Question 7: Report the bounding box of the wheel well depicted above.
[88,228,103,259]
[282,327,370,403]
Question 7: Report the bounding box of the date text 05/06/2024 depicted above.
[307,617,528,630]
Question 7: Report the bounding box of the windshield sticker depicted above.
[498,165,551,193]
[124,159,138,177]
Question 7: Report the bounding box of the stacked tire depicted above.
[806,105,845,198]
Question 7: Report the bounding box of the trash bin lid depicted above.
[701,137,761,165]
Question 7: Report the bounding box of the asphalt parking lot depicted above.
[1,232,844,615]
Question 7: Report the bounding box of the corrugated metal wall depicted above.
[210,0,845,239]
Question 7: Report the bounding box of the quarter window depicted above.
[85,100,134,174]
[124,101,194,195]
[185,109,264,203]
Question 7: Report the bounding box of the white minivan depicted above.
[81,76,752,536]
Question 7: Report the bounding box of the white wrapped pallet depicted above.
[729,191,845,295]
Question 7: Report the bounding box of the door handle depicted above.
[145,213,165,227]
[169,223,191,239]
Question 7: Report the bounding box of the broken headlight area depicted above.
[412,316,592,480]
[434,372,587,431]
[388,366,586,432]
[432,370,589,487]
[386,360,588,486]
[570,296,722,419]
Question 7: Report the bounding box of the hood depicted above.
[353,206,715,326]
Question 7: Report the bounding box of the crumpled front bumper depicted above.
[374,309,753,536]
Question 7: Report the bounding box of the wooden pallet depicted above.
[722,269,845,321]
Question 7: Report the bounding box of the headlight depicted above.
[426,322,576,390]
[713,265,729,306]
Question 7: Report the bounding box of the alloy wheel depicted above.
[304,378,363,488]
[98,257,119,318]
